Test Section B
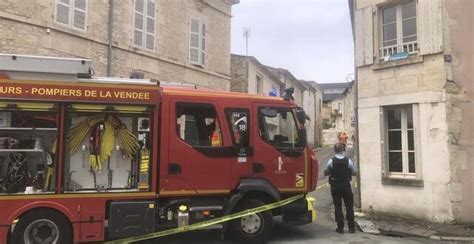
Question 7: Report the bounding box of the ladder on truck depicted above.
[0,53,196,88]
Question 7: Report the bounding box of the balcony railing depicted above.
[380,41,418,61]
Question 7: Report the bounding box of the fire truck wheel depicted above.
[231,199,273,243]
[11,209,72,244]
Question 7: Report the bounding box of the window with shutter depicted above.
[56,0,70,25]
[201,23,206,66]
[134,0,145,47]
[134,0,156,51]
[189,18,206,66]
[355,6,373,67]
[379,0,417,60]
[55,0,87,31]
[145,0,155,50]
[73,0,86,30]
[189,18,201,64]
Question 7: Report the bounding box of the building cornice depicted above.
[358,91,446,108]
[201,0,234,17]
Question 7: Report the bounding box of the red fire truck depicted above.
[0,54,318,243]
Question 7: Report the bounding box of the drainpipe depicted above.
[354,72,361,209]
[107,0,114,77]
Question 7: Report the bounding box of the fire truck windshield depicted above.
[258,107,303,150]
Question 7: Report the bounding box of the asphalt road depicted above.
[143,146,426,243]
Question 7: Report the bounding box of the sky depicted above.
[231,0,354,84]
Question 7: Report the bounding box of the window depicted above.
[176,103,222,147]
[256,75,263,95]
[259,107,301,150]
[189,18,206,65]
[64,104,152,192]
[324,88,345,94]
[380,0,417,58]
[0,102,58,195]
[385,105,416,176]
[225,109,249,148]
[134,0,156,50]
[55,0,87,31]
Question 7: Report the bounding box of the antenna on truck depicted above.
[0,53,157,86]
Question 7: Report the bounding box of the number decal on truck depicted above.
[296,173,304,187]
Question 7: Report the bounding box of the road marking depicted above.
[316,182,329,191]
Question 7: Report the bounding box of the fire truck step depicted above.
[189,206,223,211]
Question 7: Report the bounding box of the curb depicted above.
[430,235,474,241]
[376,227,434,239]
[360,220,474,241]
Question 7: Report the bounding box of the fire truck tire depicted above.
[230,199,273,243]
[10,209,73,244]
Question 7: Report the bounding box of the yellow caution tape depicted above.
[104,194,305,244]
[105,182,330,243]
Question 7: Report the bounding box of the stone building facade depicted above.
[320,82,353,132]
[300,80,323,147]
[332,83,355,140]
[0,0,238,90]
[230,54,284,96]
[230,55,323,147]
[264,66,306,108]
[350,0,473,222]
[264,66,321,147]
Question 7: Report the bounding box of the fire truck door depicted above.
[252,104,307,191]
[166,101,231,193]
[224,108,253,187]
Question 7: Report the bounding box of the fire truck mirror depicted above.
[297,128,308,147]
[296,110,306,125]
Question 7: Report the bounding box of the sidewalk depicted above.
[355,212,474,241]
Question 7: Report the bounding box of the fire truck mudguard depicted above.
[236,179,281,202]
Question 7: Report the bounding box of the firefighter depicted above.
[324,143,357,234]
[338,131,348,151]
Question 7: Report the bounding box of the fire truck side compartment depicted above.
[108,201,156,239]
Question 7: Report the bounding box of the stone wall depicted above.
[358,100,454,221]
[247,61,282,96]
[229,55,248,92]
[0,0,234,90]
[343,87,355,141]
[444,0,473,223]
[302,89,316,146]
[314,89,323,146]
[357,53,455,221]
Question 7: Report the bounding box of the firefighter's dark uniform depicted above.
[325,154,356,232]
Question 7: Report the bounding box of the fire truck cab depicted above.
[0,54,318,243]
